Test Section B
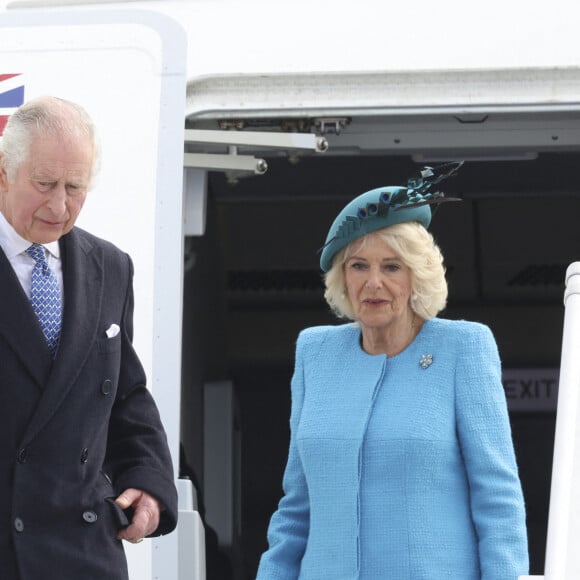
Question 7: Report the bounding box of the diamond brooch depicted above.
[419,354,433,369]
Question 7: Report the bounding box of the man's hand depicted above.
[115,488,161,543]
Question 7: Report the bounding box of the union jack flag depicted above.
[0,74,25,136]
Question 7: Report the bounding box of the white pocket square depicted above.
[105,323,120,338]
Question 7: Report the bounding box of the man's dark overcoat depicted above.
[0,226,178,580]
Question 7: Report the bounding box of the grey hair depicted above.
[0,96,101,185]
[323,221,448,321]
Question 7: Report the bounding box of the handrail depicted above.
[544,262,580,579]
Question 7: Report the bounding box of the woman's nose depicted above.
[365,268,382,288]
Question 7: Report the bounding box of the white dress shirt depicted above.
[0,210,63,299]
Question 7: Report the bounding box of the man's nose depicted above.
[46,183,67,214]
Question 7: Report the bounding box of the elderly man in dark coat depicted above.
[0,96,177,579]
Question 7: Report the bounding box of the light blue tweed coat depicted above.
[256,318,528,580]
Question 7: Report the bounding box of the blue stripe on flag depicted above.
[0,86,25,107]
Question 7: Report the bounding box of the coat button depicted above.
[82,511,98,524]
[101,379,112,395]
[17,448,28,463]
[80,448,89,463]
[14,518,24,532]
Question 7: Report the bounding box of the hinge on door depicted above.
[183,128,328,174]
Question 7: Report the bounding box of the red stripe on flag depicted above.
[0,116,8,135]
[0,74,20,82]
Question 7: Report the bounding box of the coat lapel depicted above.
[21,228,104,445]
[0,246,52,386]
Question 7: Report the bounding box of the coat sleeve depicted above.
[455,322,529,579]
[103,254,178,537]
[255,330,311,580]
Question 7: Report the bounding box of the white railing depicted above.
[525,262,580,580]
[178,478,206,580]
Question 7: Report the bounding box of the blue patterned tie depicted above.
[26,243,62,358]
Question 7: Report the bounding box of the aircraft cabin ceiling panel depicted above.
[187,110,580,165]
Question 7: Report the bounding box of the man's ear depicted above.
[0,154,8,193]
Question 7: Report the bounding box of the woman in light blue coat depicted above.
[256,163,528,580]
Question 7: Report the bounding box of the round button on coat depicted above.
[14,518,24,532]
[17,448,28,463]
[101,379,113,395]
[82,511,98,524]
[80,448,89,463]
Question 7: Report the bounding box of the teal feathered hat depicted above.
[319,161,463,272]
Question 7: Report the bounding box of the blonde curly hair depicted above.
[323,221,447,321]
